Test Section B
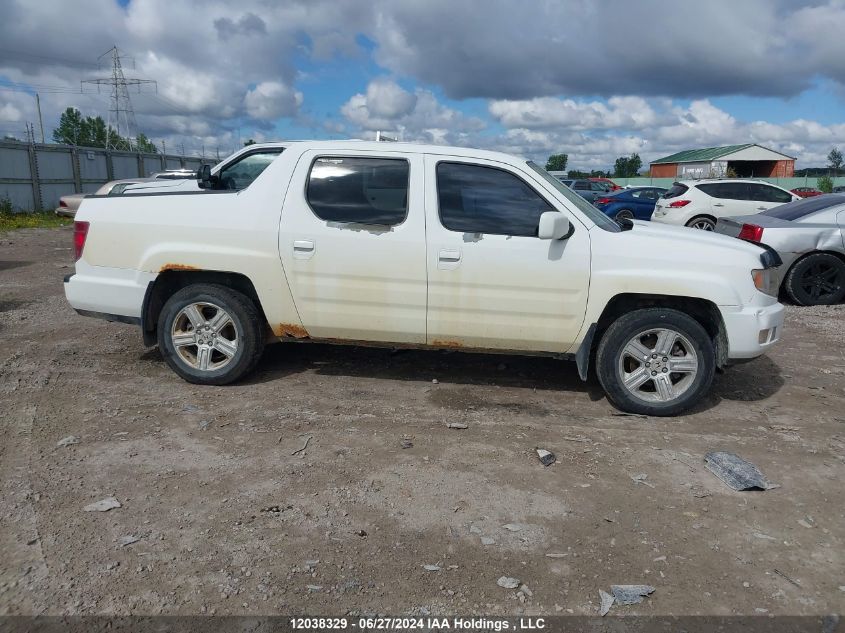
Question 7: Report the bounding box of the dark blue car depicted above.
[594,186,668,221]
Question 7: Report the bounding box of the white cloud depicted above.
[244,82,303,120]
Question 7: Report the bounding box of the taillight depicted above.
[595,197,613,205]
[668,200,691,208]
[738,223,764,242]
[73,221,89,261]
[59,200,68,208]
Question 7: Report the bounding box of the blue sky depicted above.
[2,0,845,169]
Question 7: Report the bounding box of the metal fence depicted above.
[611,176,845,189]
[0,140,215,211]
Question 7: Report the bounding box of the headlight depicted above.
[751,269,778,296]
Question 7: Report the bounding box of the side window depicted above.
[306,156,409,226]
[631,189,645,199]
[573,181,589,190]
[751,184,792,203]
[698,182,749,200]
[436,162,554,237]
[217,150,283,191]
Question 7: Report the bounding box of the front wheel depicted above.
[158,283,266,385]
[596,308,716,416]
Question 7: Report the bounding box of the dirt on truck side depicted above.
[1,226,844,617]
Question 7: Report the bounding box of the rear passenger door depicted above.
[278,151,427,343]
[698,182,757,217]
[748,183,794,212]
[423,156,590,352]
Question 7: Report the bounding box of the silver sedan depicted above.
[715,194,845,305]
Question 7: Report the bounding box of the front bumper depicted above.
[719,298,785,359]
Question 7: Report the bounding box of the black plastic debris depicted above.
[536,448,556,467]
[704,451,777,491]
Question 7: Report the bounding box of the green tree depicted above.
[244,139,256,146]
[545,153,568,172]
[135,133,158,154]
[817,175,834,193]
[614,153,642,178]
[828,148,843,175]
[567,170,588,179]
[53,107,87,145]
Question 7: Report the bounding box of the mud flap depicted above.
[575,323,597,382]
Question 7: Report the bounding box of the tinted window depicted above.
[437,162,554,236]
[663,183,688,199]
[697,182,749,200]
[763,194,845,221]
[572,181,590,190]
[749,183,792,203]
[218,149,283,191]
[306,157,409,226]
[631,188,657,200]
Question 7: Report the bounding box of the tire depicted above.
[615,209,634,221]
[596,308,716,416]
[784,252,845,306]
[157,283,266,385]
[686,216,716,231]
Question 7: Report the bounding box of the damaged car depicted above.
[716,194,845,305]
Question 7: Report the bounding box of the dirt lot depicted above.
[1,226,844,617]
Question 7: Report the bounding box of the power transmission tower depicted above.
[82,46,156,150]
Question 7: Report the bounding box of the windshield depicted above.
[527,161,620,231]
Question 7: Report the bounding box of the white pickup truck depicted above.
[65,141,785,416]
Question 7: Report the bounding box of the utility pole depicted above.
[35,94,45,143]
[82,46,156,149]
[161,139,166,155]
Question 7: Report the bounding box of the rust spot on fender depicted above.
[273,323,310,339]
[160,263,199,272]
[431,339,464,349]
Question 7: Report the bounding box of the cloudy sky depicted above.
[1,0,844,169]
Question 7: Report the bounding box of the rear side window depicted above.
[663,183,688,199]
[749,183,792,203]
[307,156,409,226]
[437,162,554,236]
[697,182,749,200]
[763,194,845,220]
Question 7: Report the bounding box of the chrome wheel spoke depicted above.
[624,366,651,390]
[654,329,677,355]
[172,332,195,348]
[183,304,205,328]
[213,337,237,358]
[207,310,231,334]
[668,356,698,373]
[624,339,652,360]
[653,373,675,401]
[197,346,212,371]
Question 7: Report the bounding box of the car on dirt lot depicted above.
[594,186,668,221]
[791,187,824,198]
[64,141,785,416]
[715,194,845,305]
[652,179,799,231]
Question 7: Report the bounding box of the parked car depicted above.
[65,140,784,416]
[715,194,845,305]
[568,179,612,203]
[594,186,668,221]
[56,177,201,217]
[590,177,622,191]
[55,193,87,217]
[833,186,845,193]
[652,179,799,231]
[791,187,823,198]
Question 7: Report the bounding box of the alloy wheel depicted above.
[617,327,699,403]
[170,301,239,371]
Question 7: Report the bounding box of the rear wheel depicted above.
[615,209,634,221]
[596,308,715,416]
[686,216,716,231]
[784,253,845,306]
[158,283,265,385]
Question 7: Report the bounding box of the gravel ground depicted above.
[1,227,844,617]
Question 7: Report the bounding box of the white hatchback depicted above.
[652,179,798,230]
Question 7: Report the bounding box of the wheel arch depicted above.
[586,293,728,373]
[685,214,717,228]
[141,270,267,346]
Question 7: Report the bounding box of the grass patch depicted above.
[0,204,72,233]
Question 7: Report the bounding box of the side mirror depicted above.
[197,164,213,189]
[538,211,570,240]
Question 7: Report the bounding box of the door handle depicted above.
[438,248,462,270]
[756,206,767,211]
[293,239,315,259]
[713,203,725,207]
